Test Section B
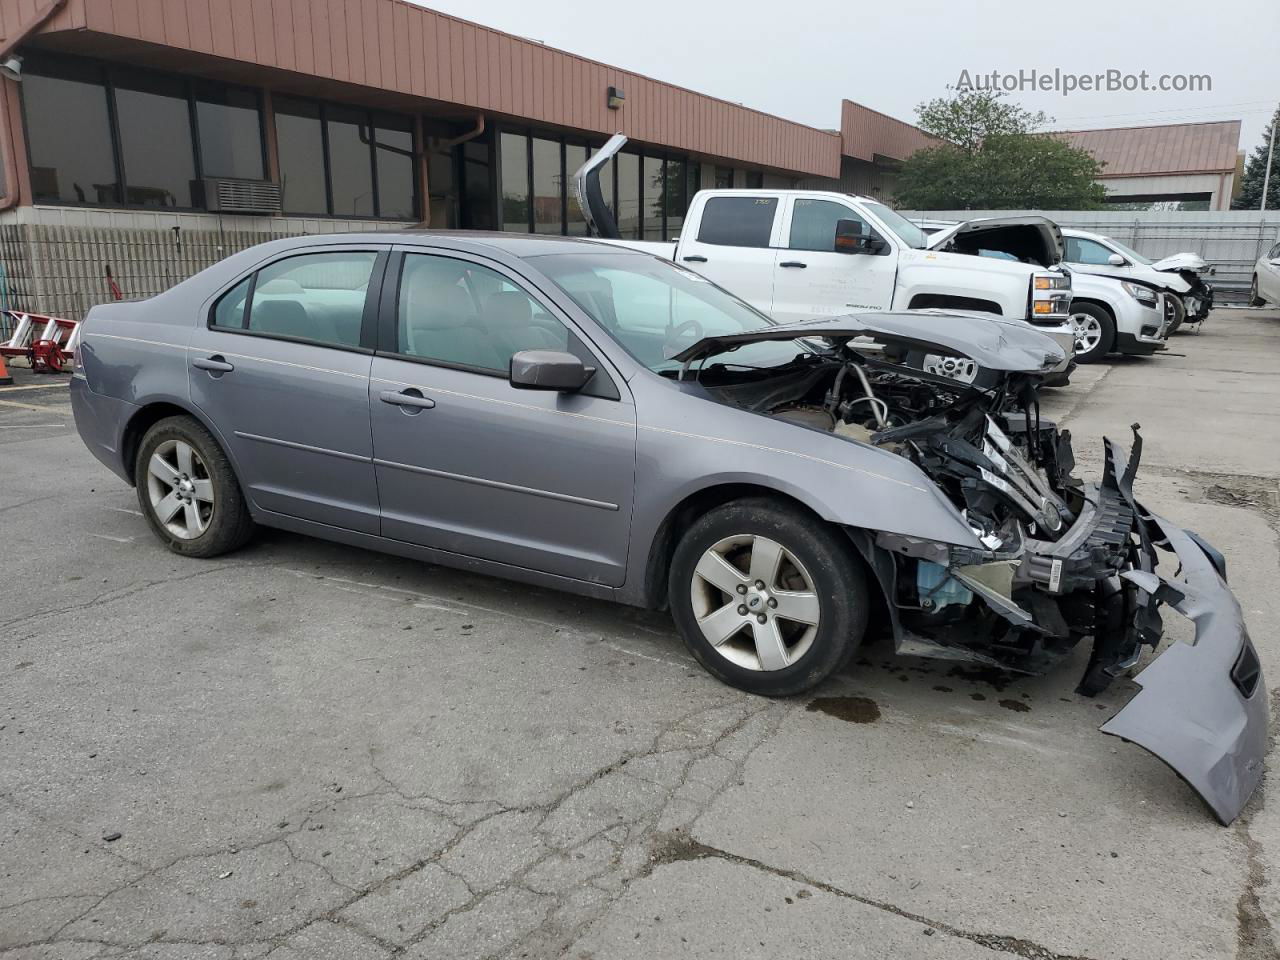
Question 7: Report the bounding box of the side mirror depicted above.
[509,350,595,392]
[1107,253,1126,266]
[834,219,884,255]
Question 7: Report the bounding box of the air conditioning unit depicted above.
[196,178,283,215]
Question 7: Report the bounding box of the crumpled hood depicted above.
[1151,251,1208,273]
[923,215,1064,267]
[669,311,1067,374]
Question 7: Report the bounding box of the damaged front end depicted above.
[675,312,1266,823]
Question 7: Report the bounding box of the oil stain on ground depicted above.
[998,699,1031,713]
[806,696,880,723]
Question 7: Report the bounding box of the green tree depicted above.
[896,88,1108,210]
[1232,105,1279,210]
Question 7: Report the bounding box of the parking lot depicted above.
[2,307,1278,960]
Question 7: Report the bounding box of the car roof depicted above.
[279,230,644,260]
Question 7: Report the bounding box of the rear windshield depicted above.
[533,251,811,373]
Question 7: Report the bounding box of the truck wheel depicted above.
[1069,303,1114,363]
[668,498,868,697]
[134,416,256,558]
[904,350,1001,389]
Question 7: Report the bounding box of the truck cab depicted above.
[572,136,1076,378]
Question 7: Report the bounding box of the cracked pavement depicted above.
[2,307,1279,959]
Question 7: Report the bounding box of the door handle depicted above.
[779,261,807,268]
[681,255,708,263]
[380,389,436,410]
[192,355,234,373]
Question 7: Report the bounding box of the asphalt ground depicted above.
[2,308,1278,959]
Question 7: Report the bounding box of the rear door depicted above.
[189,247,385,534]
[771,197,898,323]
[675,193,782,313]
[367,248,637,586]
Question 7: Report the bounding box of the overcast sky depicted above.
[415,0,1280,153]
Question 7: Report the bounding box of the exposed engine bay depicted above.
[699,338,1157,695]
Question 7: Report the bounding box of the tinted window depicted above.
[374,115,416,220]
[195,84,264,180]
[114,70,197,207]
[616,152,640,239]
[789,199,869,252]
[275,97,327,214]
[24,59,119,204]
[1065,237,1116,265]
[714,166,734,190]
[500,132,529,232]
[245,252,376,347]
[397,254,574,373]
[327,106,375,217]
[211,277,252,329]
[745,171,764,189]
[643,156,665,240]
[531,136,562,234]
[566,144,589,235]
[666,158,687,238]
[697,196,778,247]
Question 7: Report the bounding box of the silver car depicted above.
[71,232,1264,823]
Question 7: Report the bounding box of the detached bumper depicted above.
[1102,516,1268,825]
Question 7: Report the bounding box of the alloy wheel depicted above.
[1071,312,1103,354]
[689,534,821,671]
[145,439,214,540]
[923,354,978,383]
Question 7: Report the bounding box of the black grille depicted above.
[1232,637,1262,699]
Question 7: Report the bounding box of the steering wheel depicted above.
[663,318,706,355]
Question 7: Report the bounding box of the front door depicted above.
[188,247,385,535]
[675,193,782,315]
[368,250,637,586]
[770,197,898,323]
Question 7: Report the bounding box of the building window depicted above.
[195,83,265,181]
[745,170,764,189]
[374,115,416,221]
[23,54,269,211]
[531,137,562,235]
[500,132,530,231]
[23,57,119,204]
[274,95,418,220]
[714,166,734,190]
[326,105,376,217]
[642,156,665,240]
[565,144,589,235]
[616,151,640,239]
[114,69,197,207]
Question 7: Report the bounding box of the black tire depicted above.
[1069,301,1115,364]
[134,415,255,558]
[1250,275,1265,307]
[668,498,869,696]
[1165,294,1186,335]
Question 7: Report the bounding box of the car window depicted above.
[1064,237,1116,265]
[211,251,376,349]
[1269,241,1280,259]
[696,196,778,247]
[396,253,586,375]
[212,277,251,329]
[537,251,810,374]
[788,199,876,252]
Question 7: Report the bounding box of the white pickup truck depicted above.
[573,135,1076,382]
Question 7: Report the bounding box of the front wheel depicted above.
[135,416,256,558]
[1069,303,1115,364]
[668,499,868,696]
[1250,275,1265,307]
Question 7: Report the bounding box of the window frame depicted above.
[274,93,420,221]
[21,52,268,213]
[206,247,389,355]
[375,248,620,400]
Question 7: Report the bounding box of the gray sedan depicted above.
[71,232,1264,823]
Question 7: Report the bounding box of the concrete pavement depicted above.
[1,308,1278,959]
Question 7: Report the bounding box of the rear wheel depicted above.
[1069,302,1115,364]
[669,499,868,696]
[135,416,255,558]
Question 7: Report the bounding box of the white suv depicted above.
[1250,240,1280,306]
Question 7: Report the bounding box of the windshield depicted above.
[1103,237,1153,266]
[864,202,928,249]
[534,252,814,373]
